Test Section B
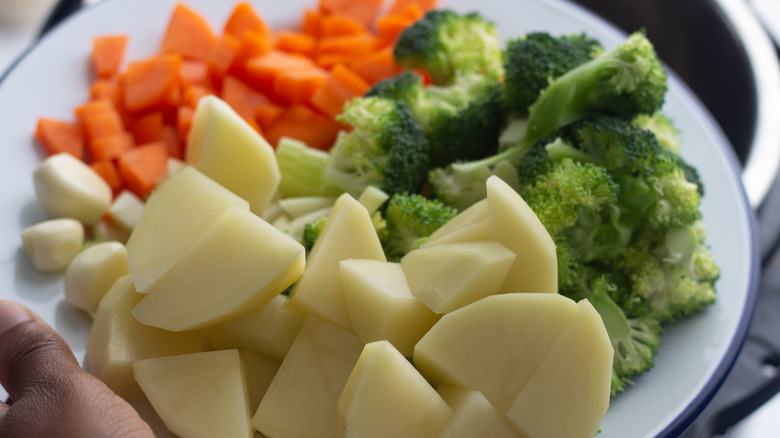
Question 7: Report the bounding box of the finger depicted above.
[0,301,83,403]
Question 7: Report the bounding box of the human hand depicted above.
[0,300,154,438]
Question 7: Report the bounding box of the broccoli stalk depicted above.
[523,31,667,147]
[275,137,332,198]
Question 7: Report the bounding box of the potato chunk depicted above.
[338,341,451,438]
[132,205,304,331]
[133,350,253,438]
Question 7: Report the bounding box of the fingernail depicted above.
[0,301,32,336]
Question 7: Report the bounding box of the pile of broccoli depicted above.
[279,9,720,396]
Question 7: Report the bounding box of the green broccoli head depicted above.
[522,158,618,237]
[587,279,662,395]
[301,215,328,254]
[523,31,667,146]
[324,97,430,198]
[618,223,719,323]
[633,112,681,154]
[365,71,425,103]
[383,193,458,260]
[394,10,504,85]
[503,32,603,115]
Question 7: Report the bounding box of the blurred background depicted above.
[1,0,780,436]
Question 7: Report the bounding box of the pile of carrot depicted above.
[34,0,436,200]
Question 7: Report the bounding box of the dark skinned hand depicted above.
[0,300,154,438]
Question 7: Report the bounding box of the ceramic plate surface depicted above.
[0,0,759,436]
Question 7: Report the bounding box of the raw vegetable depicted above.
[21,218,85,272]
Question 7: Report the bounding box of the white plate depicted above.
[0,0,759,437]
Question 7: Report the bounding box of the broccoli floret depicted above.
[503,32,603,114]
[383,193,458,260]
[323,97,430,198]
[523,31,667,147]
[394,10,504,85]
[368,71,503,167]
[301,215,328,255]
[587,279,662,395]
[633,112,681,154]
[616,223,719,323]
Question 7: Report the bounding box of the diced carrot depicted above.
[376,14,415,46]
[244,117,265,137]
[91,35,129,79]
[179,60,211,87]
[273,67,328,105]
[388,0,437,15]
[177,105,195,143]
[224,2,272,40]
[35,118,85,159]
[117,142,169,199]
[90,160,124,193]
[244,50,316,94]
[266,104,342,150]
[254,101,284,132]
[318,33,378,56]
[229,30,274,79]
[351,47,402,84]
[161,125,183,159]
[89,131,135,162]
[301,9,323,38]
[129,112,165,144]
[397,2,426,20]
[206,34,240,79]
[318,0,384,28]
[310,64,370,118]
[120,53,182,113]
[321,15,366,37]
[182,84,214,108]
[220,75,269,120]
[74,99,126,145]
[275,31,317,58]
[160,3,217,62]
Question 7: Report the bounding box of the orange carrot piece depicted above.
[160,3,217,62]
[321,14,366,37]
[177,105,195,143]
[35,118,85,159]
[182,84,214,108]
[310,64,370,118]
[273,67,328,105]
[220,75,269,120]
[117,142,169,199]
[244,50,316,94]
[129,112,165,144]
[301,9,323,38]
[266,104,341,150]
[179,60,211,87]
[351,47,402,84]
[161,125,183,159]
[254,101,284,132]
[91,35,129,79]
[388,0,437,15]
[318,0,384,28]
[89,131,135,162]
[206,34,240,79]
[74,99,126,145]
[224,2,272,40]
[318,33,378,56]
[376,14,415,46]
[121,54,182,113]
[90,160,123,192]
[275,31,317,58]
[397,2,426,20]
[229,30,274,79]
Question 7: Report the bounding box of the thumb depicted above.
[0,300,83,403]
